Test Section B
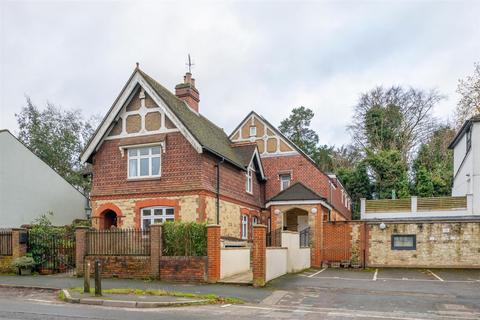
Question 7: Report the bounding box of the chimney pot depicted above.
[175,72,200,112]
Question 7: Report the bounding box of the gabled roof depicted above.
[269,182,326,202]
[448,115,480,149]
[81,68,246,169]
[231,143,266,180]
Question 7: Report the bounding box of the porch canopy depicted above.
[266,182,332,232]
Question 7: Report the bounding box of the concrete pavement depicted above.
[0,275,271,303]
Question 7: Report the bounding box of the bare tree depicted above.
[348,86,443,163]
[454,62,480,129]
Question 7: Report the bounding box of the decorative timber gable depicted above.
[230,111,298,157]
[106,85,178,140]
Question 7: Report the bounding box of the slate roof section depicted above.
[231,143,257,167]
[139,70,246,169]
[269,182,327,202]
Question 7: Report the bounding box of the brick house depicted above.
[81,66,351,247]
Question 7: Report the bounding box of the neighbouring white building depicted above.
[361,115,480,220]
[0,130,88,227]
[449,115,480,214]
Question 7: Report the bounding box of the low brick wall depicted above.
[159,256,207,282]
[85,256,152,279]
[368,221,480,268]
[0,256,13,273]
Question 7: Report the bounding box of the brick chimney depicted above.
[175,72,200,112]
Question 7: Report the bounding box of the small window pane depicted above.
[140,158,149,176]
[165,217,174,222]
[151,147,161,155]
[129,159,137,177]
[166,208,174,216]
[392,235,416,250]
[154,219,163,224]
[142,209,151,216]
[142,220,151,229]
[152,157,160,175]
[139,148,149,156]
[153,209,162,215]
[128,149,138,157]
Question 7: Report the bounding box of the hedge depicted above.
[162,222,207,256]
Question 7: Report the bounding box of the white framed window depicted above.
[246,165,253,194]
[249,126,257,137]
[128,146,161,179]
[280,174,291,191]
[253,216,258,225]
[241,215,248,239]
[141,206,174,229]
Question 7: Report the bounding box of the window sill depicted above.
[127,176,162,182]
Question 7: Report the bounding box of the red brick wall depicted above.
[207,225,220,282]
[201,153,264,209]
[91,132,263,211]
[85,256,151,279]
[159,256,207,282]
[322,221,365,265]
[252,225,266,287]
[262,155,351,219]
[91,132,203,197]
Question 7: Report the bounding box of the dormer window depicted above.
[249,126,257,137]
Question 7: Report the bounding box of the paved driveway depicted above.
[263,268,480,319]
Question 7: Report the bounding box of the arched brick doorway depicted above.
[95,203,123,230]
[102,210,117,229]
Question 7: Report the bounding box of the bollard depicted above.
[94,260,102,296]
[84,261,90,294]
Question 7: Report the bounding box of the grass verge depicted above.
[67,287,244,304]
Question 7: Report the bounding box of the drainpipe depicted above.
[215,158,225,225]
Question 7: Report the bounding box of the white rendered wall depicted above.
[220,248,250,279]
[281,231,311,272]
[0,131,87,227]
[266,248,288,282]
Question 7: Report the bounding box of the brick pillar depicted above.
[11,228,27,259]
[207,224,221,283]
[75,226,89,276]
[150,224,162,279]
[310,205,323,268]
[252,224,266,287]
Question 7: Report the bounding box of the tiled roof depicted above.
[139,70,246,169]
[231,143,257,167]
[269,182,326,202]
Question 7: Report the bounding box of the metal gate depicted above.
[27,231,76,275]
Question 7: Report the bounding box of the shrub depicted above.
[162,222,207,256]
[12,256,36,269]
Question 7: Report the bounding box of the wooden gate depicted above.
[27,231,76,274]
[322,221,366,267]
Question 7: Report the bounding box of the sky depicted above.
[1,0,479,146]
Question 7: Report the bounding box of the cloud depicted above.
[1,0,479,147]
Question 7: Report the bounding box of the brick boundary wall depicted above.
[85,256,152,279]
[76,225,220,282]
[252,224,266,287]
[0,229,27,273]
[207,225,220,283]
[160,256,207,282]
